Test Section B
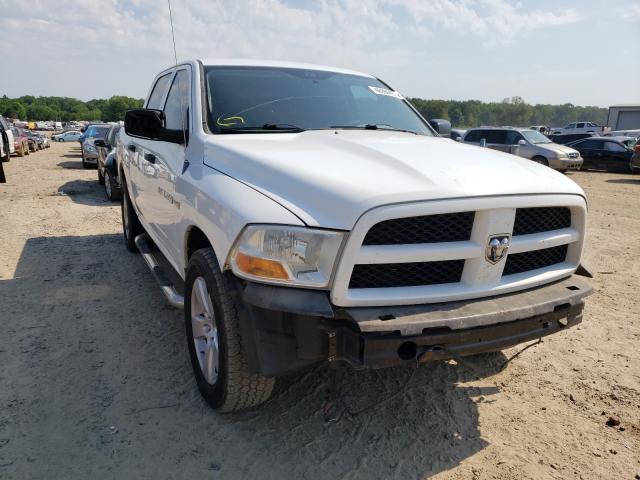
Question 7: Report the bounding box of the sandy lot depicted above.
[0,141,639,479]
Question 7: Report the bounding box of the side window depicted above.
[163,69,190,131]
[577,140,601,149]
[566,123,576,129]
[576,122,585,128]
[464,130,480,142]
[484,130,507,144]
[504,131,524,144]
[605,142,625,152]
[146,72,173,110]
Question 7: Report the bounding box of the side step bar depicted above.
[134,234,185,309]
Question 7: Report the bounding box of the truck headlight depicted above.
[229,225,344,288]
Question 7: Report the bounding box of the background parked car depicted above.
[80,124,110,169]
[630,138,640,174]
[0,115,15,162]
[51,130,82,142]
[548,132,596,145]
[94,124,122,200]
[461,127,582,171]
[551,121,605,135]
[23,130,40,152]
[566,137,633,172]
[54,130,82,142]
[10,127,29,157]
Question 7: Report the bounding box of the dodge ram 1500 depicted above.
[115,59,593,411]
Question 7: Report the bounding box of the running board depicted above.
[134,234,185,309]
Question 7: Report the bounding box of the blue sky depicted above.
[0,0,638,106]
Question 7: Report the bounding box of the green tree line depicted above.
[409,96,608,128]
[0,95,143,122]
[1,93,607,128]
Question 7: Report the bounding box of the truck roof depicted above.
[197,58,374,78]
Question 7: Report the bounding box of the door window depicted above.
[482,130,507,144]
[575,139,603,149]
[576,123,585,128]
[464,130,481,142]
[604,142,626,152]
[146,72,173,109]
[163,69,190,131]
[504,131,524,144]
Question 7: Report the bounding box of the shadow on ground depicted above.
[0,234,502,479]
[56,179,110,206]
[56,161,84,169]
[606,178,640,185]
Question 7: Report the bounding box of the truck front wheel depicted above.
[185,248,274,411]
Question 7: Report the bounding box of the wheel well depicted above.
[185,226,213,263]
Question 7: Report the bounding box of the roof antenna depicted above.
[167,0,189,159]
[167,0,179,67]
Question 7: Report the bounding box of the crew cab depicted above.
[551,121,605,135]
[116,59,593,411]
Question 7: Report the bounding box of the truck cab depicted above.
[117,60,592,411]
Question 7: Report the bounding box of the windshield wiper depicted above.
[330,124,418,135]
[219,123,305,134]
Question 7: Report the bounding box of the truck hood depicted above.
[203,130,585,230]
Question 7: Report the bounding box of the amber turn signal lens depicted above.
[235,252,290,280]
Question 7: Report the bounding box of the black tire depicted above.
[59,138,64,142]
[97,167,105,185]
[532,156,548,166]
[185,248,274,412]
[105,169,122,201]
[121,175,143,252]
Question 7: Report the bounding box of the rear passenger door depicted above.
[603,141,630,172]
[575,139,604,169]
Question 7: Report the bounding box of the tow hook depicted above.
[417,346,445,363]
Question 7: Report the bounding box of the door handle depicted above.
[144,153,156,164]
[127,144,136,152]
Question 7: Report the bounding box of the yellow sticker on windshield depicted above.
[216,116,245,127]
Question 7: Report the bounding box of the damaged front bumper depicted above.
[238,275,592,376]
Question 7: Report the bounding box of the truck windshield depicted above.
[522,130,552,144]
[204,66,433,135]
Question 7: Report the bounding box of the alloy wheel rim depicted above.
[190,276,219,384]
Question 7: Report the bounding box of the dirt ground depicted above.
[0,141,638,480]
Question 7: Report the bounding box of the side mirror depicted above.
[94,139,107,148]
[517,139,527,146]
[124,109,185,144]
[428,118,451,137]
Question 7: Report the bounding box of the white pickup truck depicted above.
[115,59,593,411]
[551,121,605,135]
